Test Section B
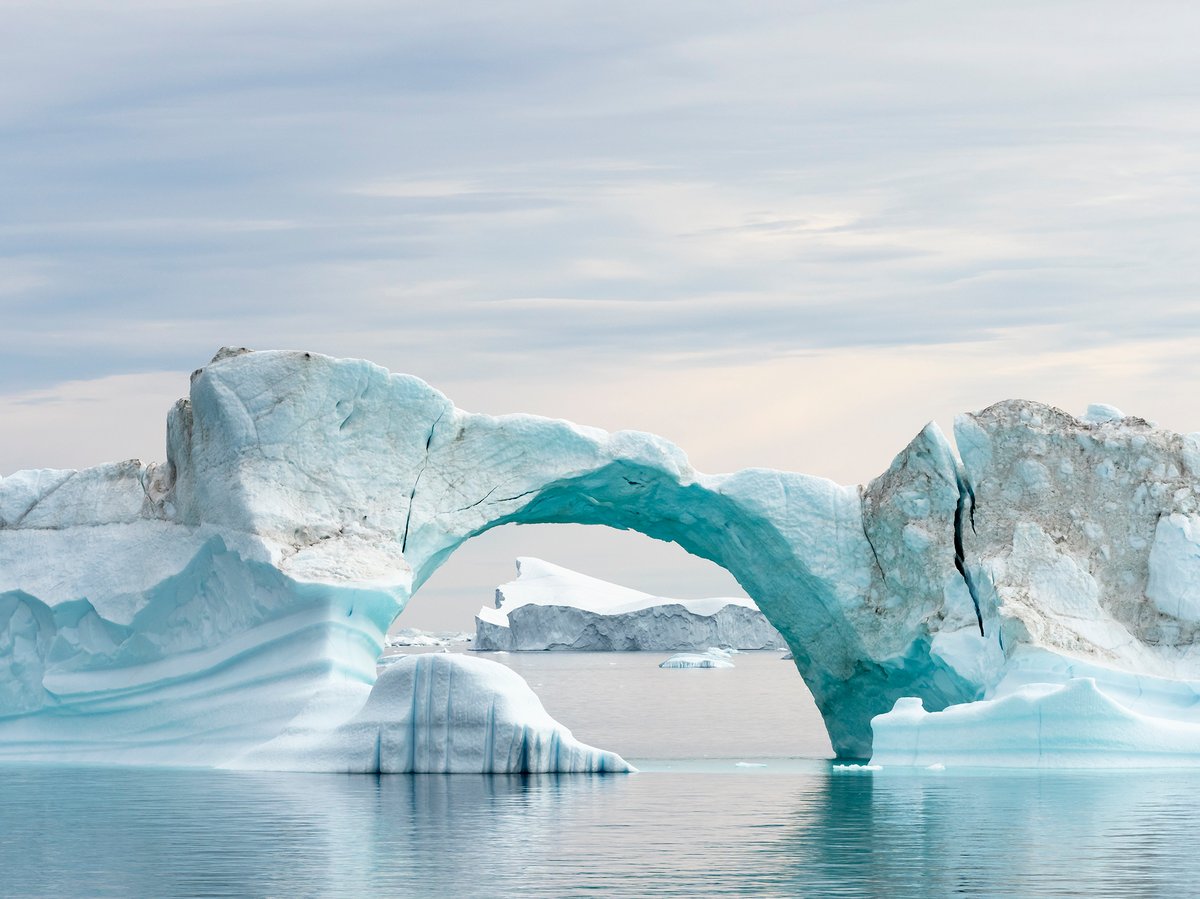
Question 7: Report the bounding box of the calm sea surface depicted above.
[1,651,1196,897]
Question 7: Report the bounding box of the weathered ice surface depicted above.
[229,653,631,773]
[3,347,1200,767]
[474,557,784,651]
[869,402,1200,766]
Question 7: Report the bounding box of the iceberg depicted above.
[388,627,472,649]
[3,347,1200,767]
[474,557,784,651]
[229,653,631,773]
[659,648,737,669]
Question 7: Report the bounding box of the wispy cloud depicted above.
[3,0,1200,428]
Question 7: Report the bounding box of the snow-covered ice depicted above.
[474,557,783,651]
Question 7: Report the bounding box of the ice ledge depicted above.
[869,677,1200,768]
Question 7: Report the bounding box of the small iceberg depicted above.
[229,654,633,773]
[659,647,736,669]
[387,628,473,648]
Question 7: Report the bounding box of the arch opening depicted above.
[391,520,833,762]
[398,522,749,632]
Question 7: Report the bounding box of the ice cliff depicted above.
[474,557,784,651]
[3,348,1200,767]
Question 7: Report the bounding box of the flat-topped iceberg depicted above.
[474,557,783,651]
[230,653,631,773]
[3,347,1200,767]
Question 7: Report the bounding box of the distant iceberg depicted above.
[387,627,472,649]
[659,648,737,669]
[474,558,784,651]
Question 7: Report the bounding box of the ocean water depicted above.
[480,649,836,760]
[2,652,1198,898]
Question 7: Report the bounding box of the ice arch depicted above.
[25,347,1199,765]
[0,350,986,762]
[166,349,986,758]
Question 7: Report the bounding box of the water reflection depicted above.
[0,765,1196,897]
[780,769,1200,897]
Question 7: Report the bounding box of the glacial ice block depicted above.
[228,653,632,773]
[474,557,784,651]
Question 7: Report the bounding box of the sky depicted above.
[4,1,1200,628]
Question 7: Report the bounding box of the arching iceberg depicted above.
[3,347,1200,767]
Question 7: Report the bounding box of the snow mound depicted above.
[474,557,783,651]
[229,653,632,773]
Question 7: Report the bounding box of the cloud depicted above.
[2,0,1199,445]
[0,371,187,475]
